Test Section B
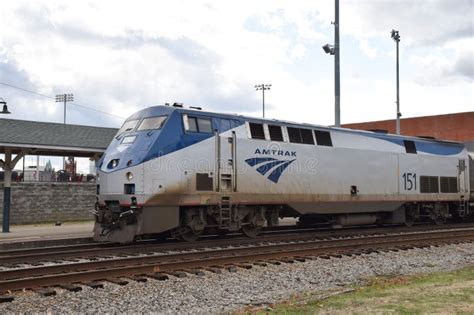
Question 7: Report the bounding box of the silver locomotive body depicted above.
[94,105,472,243]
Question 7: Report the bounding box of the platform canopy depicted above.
[0,118,118,158]
[0,118,119,233]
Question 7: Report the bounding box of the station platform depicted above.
[0,221,94,248]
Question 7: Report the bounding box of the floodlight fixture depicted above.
[322,44,335,55]
[0,98,10,114]
[391,29,400,42]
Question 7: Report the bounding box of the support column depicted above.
[1,148,28,232]
[2,149,12,232]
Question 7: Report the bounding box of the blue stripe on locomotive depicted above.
[100,106,244,172]
[100,105,465,173]
[144,109,243,161]
[361,133,464,155]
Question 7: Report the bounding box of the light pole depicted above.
[0,98,11,232]
[55,93,74,169]
[391,29,401,135]
[55,93,74,124]
[255,84,271,118]
[323,0,341,127]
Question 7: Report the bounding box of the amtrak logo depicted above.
[245,157,296,183]
[254,148,296,157]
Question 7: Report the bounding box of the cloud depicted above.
[451,51,474,80]
[0,0,472,134]
[341,0,473,45]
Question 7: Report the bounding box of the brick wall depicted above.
[0,182,96,224]
[342,111,474,143]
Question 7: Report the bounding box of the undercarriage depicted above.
[93,199,473,243]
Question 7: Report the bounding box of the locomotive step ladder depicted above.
[219,172,233,191]
[458,200,468,217]
[219,196,232,228]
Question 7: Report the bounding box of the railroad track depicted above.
[1,223,473,267]
[0,227,473,296]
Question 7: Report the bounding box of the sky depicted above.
[0,0,473,173]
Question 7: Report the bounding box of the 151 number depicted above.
[402,172,417,191]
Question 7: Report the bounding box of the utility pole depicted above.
[255,84,271,118]
[55,93,74,169]
[322,0,341,127]
[334,0,340,127]
[391,30,401,134]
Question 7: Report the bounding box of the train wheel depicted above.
[404,207,418,227]
[433,217,446,226]
[404,216,415,227]
[171,225,202,242]
[180,227,202,242]
[242,225,261,238]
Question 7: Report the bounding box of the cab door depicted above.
[216,129,237,192]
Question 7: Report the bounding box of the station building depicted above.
[342,111,474,152]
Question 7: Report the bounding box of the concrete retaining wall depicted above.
[0,182,96,224]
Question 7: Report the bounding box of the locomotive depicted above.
[93,104,473,243]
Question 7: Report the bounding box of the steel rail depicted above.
[2,223,473,266]
[0,228,473,292]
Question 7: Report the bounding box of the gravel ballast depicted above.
[1,242,473,314]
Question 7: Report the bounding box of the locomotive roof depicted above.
[129,105,464,147]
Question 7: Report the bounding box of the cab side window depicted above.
[197,117,213,133]
[188,117,198,132]
[184,115,213,133]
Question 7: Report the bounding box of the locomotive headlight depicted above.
[126,172,133,181]
[112,160,118,168]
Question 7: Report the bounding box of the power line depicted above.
[0,82,126,119]
[0,82,54,99]
[71,102,125,119]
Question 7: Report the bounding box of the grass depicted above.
[243,266,474,314]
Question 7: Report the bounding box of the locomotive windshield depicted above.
[117,119,139,135]
[137,116,167,131]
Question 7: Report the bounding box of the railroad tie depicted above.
[34,288,56,297]
[129,276,148,282]
[107,278,129,286]
[149,273,169,281]
[0,295,14,303]
[59,284,82,292]
[204,267,222,274]
[188,269,206,277]
[267,260,281,265]
[226,266,238,273]
[84,282,104,289]
[167,271,187,278]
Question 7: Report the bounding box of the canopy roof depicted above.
[0,118,118,158]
